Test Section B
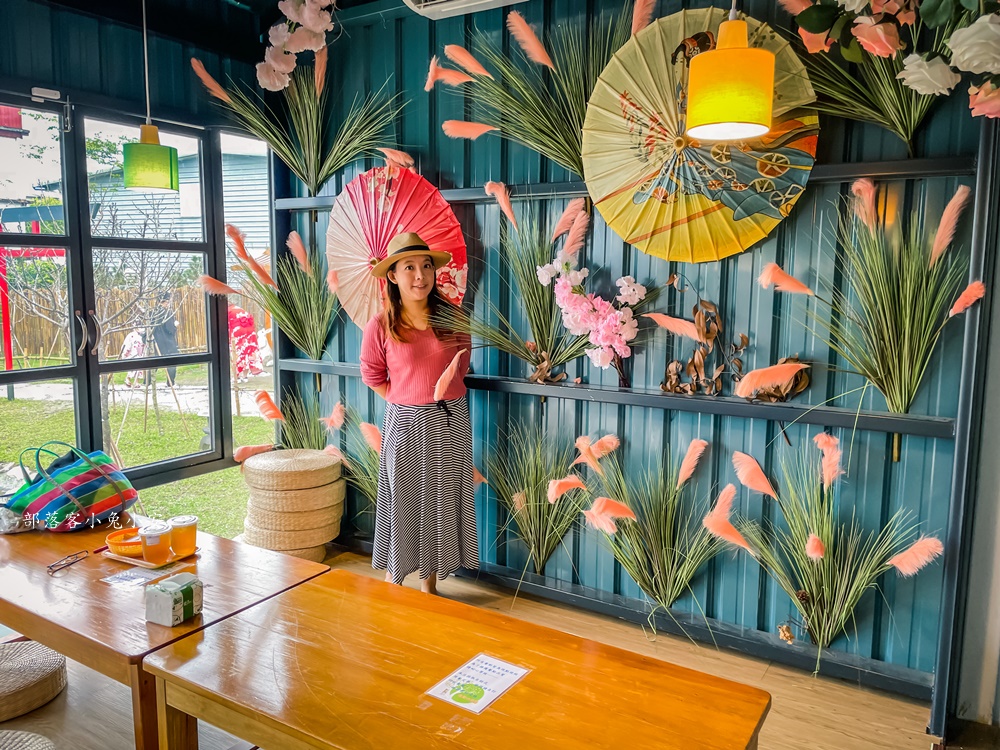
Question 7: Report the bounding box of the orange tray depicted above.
[101,548,200,569]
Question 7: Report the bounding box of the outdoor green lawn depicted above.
[0,391,274,539]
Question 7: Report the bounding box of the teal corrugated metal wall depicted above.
[309,0,982,681]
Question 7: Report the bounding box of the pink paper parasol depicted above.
[325,166,468,328]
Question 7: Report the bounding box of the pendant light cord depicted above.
[729,0,738,21]
[141,0,151,126]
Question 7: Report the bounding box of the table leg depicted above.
[155,675,199,750]
[129,662,161,750]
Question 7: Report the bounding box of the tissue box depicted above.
[145,572,203,627]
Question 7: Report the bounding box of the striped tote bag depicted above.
[2,441,138,532]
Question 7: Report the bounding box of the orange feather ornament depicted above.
[506,11,554,69]
[930,185,972,267]
[286,231,312,274]
[190,58,232,104]
[547,474,586,503]
[702,484,752,553]
[485,181,518,229]
[233,444,274,463]
[227,224,276,289]
[562,210,590,257]
[442,120,498,140]
[759,262,815,295]
[314,45,327,97]
[732,452,777,498]
[443,44,493,78]
[806,533,826,560]
[433,349,467,401]
[632,0,657,34]
[734,362,809,399]
[377,148,415,170]
[425,55,473,91]
[949,280,985,317]
[889,536,944,576]
[551,198,586,242]
[642,313,705,343]
[360,423,382,455]
[320,402,346,432]
[677,438,709,489]
[198,275,239,296]
[253,391,285,422]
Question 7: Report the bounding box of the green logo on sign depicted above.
[450,683,485,704]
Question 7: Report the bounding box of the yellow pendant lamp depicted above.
[122,0,179,192]
[685,1,775,141]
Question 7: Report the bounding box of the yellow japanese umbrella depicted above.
[582,7,819,264]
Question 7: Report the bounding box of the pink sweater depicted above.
[360,315,472,405]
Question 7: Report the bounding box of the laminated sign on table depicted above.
[426,653,529,714]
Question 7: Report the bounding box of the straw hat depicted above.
[369,232,451,278]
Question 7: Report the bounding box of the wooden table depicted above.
[0,520,328,750]
[145,570,771,749]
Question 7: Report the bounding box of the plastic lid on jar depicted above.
[168,515,198,527]
[139,522,171,539]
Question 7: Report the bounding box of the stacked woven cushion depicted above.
[240,449,345,563]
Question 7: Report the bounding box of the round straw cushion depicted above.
[247,478,346,513]
[0,642,67,722]
[0,732,57,750]
[242,518,341,551]
[246,501,344,532]
[242,449,341,491]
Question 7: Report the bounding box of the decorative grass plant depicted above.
[759,179,985,458]
[585,440,724,614]
[427,7,630,177]
[192,55,400,196]
[435,204,590,383]
[486,427,589,574]
[279,390,326,451]
[200,224,339,362]
[703,435,944,670]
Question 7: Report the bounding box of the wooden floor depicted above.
[3,546,997,749]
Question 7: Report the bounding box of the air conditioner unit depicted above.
[401,0,528,20]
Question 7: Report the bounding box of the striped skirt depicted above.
[373,397,479,584]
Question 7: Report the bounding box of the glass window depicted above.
[0,106,65,235]
[0,379,77,494]
[0,247,73,371]
[137,465,255,539]
[103,362,213,468]
[221,133,274,430]
[91,248,207,364]
[85,118,204,241]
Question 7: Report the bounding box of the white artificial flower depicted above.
[563,268,590,286]
[268,23,291,49]
[586,347,614,369]
[836,0,868,14]
[536,263,558,286]
[285,26,326,53]
[277,0,305,24]
[615,275,647,306]
[256,62,290,92]
[264,45,296,75]
[896,53,961,95]
[948,14,1000,75]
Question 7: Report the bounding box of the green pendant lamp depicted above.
[123,0,179,192]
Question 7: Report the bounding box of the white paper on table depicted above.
[101,562,190,588]
[426,653,529,714]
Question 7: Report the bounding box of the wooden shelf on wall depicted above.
[278,358,956,439]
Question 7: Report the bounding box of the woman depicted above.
[360,232,477,594]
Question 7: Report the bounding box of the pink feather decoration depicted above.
[512,491,527,512]
[443,44,493,78]
[227,224,277,289]
[592,496,637,521]
[806,533,826,560]
[778,0,811,14]
[425,55,473,91]
[572,436,604,475]
[377,147,415,170]
[734,362,809,399]
[433,349,467,401]
[642,313,705,343]
[323,444,351,470]
[812,432,843,490]
[551,198,586,242]
[732,452,777,498]
[360,423,382,454]
[190,58,232,104]
[851,178,878,230]
[233,444,274,463]
[485,181,518,229]
[591,434,620,458]
[474,465,487,486]
[677,438,709,489]
[320,402,346,432]
[930,185,972,267]
[286,231,312,274]
[326,269,339,295]
[562,210,590,257]
[950,280,986,317]
[759,262,815,295]
[442,120,498,140]
[632,0,657,34]
[583,508,619,534]
[314,45,327,97]
[198,275,239,296]
[547,474,586,503]
[702,484,752,553]
[506,11,555,69]
[888,536,944,577]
